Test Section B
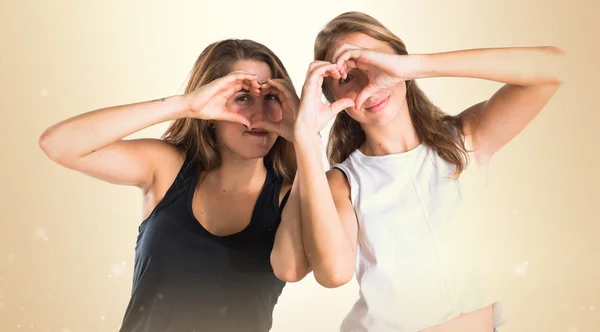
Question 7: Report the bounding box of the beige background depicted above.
[1,0,598,331]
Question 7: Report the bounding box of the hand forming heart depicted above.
[331,44,411,110]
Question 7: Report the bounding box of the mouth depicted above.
[246,129,269,137]
[365,96,390,113]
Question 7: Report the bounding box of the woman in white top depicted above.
[284,11,564,332]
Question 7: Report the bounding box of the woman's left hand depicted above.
[332,44,417,110]
[252,78,299,142]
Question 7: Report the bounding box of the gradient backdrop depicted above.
[1,0,598,331]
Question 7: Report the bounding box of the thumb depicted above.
[220,111,252,128]
[355,86,377,111]
[330,98,355,116]
[250,119,279,134]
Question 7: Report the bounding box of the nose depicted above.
[245,97,282,123]
[246,102,268,123]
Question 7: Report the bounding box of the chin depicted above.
[365,110,399,126]
[241,148,271,159]
[239,140,277,159]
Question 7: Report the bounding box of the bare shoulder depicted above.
[119,138,187,185]
[142,139,187,192]
[326,168,351,199]
[455,102,485,153]
[137,139,189,219]
[130,138,184,162]
[326,168,358,239]
[66,137,185,191]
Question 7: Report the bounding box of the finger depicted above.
[220,82,248,100]
[268,78,292,92]
[332,44,362,64]
[336,49,358,69]
[262,83,284,123]
[229,69,255,75]
[308,63,339,84]
[232,82,244,93]
[241,82,252,93]
[301,63,336,98]
[233,76,259,94]
[324,67,342,80]
[336,65,348,80]
[250,80,262,95]
[267,79,297,122]
[330,98,355,116]
[265,83,285,104]
[355,86,378,111]
[259,82,272,95]
[226,72,258,84]
[220,111,252,128]
[276,80,301,106]
[331,44,353,63]
[306,60,334,79]
[268,79,297,103]
[250,119,280,135]
[218,82,244,100]
[218,74,258,96]
[225,79,260,98]
[238,78,259,95]
[307,60,331,72]
[317,65,344,88]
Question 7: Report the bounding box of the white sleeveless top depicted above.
[333,142,504,332]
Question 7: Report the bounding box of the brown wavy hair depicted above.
[314,12,469,177]
[161,39,297,183]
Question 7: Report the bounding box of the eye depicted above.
[338,74,354,85]
[235,94,251,103]
[265,93,279,102]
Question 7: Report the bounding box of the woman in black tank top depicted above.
[38,39,311,332]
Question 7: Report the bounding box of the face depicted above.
[213,59,282,159]
[324,32,407,126]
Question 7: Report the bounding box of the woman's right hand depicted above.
[185,70,262,127]
[293,61,355,140]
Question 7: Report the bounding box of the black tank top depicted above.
[119,153,291,332]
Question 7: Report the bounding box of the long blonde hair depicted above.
[162,39,297,183]
[314,12,469,177]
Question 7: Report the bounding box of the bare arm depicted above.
[270,174,311,282]
[38,70,259,190]
[293,131,358,288]
[411,46,566,158]
[38,96,190,190]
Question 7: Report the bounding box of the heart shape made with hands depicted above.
[291,61,356,135]
[247,78,300,141]
[189,71,295,131]
[330,44,407,110]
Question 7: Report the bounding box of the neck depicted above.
[208,150,267,193]
[360,103,421,156]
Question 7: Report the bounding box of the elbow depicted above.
[545,45,565,56]
[542,45,564,56]
[38,128,72,165]
[270,253,309,283]
[38,129,57,160]
[273,266,308,283]
[313,264,354,289]
[542,46,567,84]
